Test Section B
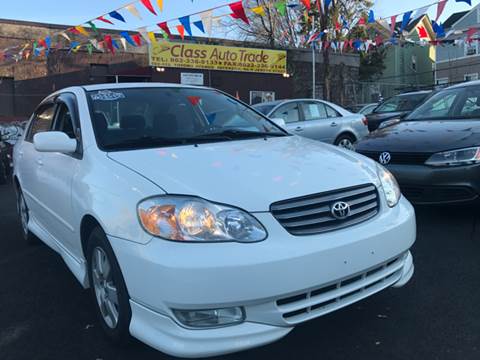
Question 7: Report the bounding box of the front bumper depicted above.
[386,163,480,205]
[108,197,415,357]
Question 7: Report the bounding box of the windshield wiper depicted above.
[103,136,188,150]
[187,129,286,141]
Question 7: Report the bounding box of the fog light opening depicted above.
[173,307,245,329]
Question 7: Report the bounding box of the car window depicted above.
[375,94,428,113]
[302,102,327,120]
[407,87,480,120]
[253,104,276,115]
[88,88,286,150]
[54,103,76,139]
[325,105,341,118]
[27,104,55,142]
[272,103,300,123]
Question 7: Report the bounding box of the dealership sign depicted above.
[150,41,287,74]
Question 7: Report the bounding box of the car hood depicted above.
[107,136,379,212]
[356,120,480,153]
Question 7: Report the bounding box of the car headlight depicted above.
[376,164,401,207]
[425,147,480,167]
[137,196,267,242]
[378,118,401,129]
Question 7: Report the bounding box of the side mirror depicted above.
[33,131,77,153]
[270,117,286,129]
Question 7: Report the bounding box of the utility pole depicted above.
[312,43,316,99]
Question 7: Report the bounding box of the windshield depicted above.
[407,86,480,120]
[375,94,428,114]
[87,88,286,151]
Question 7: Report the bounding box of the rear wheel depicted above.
[335,134,356,150]
[16,189,38,245]
[87,227,132,344]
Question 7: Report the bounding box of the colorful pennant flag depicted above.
[432,20,446,38]
[199,10,213,36]
[109,11,126,23]
[275,1,287,16]
[179,16,192,37]
[125,4,142,19]
[59,32,71,42]
[87,43,93,55]
[325,0,332,10]
[413,5,430,20]
[97,16,114,25]
[132,34,143,46]
[87,21,98,33]
[158,22,172,38]
[148,31,157,43]
[138,27,151,43]
[193,20,205,33]
[176,25,185,40]
[104,35,115,53]
[436,0,448,21]
[400,11,413,33]
[75,26,89,37]
[157,0,163,12]
[456,0,471,5]
[140,0,157,15]
[368,10,375,23]
[251,6,265,16]
[120,31,136,46]
[229,1,249,25]
[390,15,397,35]
[120,38,128,51]
[301,0,311,10]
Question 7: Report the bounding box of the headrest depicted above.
[121,115,145,130]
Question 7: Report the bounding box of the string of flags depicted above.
[0,0,475,63]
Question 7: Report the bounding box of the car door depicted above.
[270,102,303,134]
[35,94,82,253]
[297,101,338,142]
[17,103,56,228]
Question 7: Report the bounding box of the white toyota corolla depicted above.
[13,83,415,358]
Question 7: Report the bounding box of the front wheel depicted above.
[335,134,356,151]
[87,227,132,344]
[16,189,38,245]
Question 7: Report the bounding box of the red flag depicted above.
[176,25,185,40]
[436,0,447,22]
[390,15,397,34]
[375,35,384,46]
[301,0,311,10]
[68,27,81,35]
[467,27,477,40]
[140,0,157,15]
[132,34,142,46]
[38,39,47,48]
[417,25,428,39]
[104,35,115,54]
[229,1,249,25]
[359,17,366,26]
[158,22,172,38]
[97,16,114,25]
[335,21,341,31]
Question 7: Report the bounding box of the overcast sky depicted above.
[0,0,477,30]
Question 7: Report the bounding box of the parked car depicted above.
[13,83,415,358]
[355,81,480,205]
[0,126,19,184]
[366,91,432,131]
[253,99,369,150]
[358,103,379,115]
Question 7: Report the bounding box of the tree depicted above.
[359,48,386,81]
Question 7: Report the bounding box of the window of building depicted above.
[464,73,479,82]
[249,91,275,105]
[436,77,449,86]
[411,55,417,72]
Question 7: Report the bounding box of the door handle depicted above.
[295,126,304,132]
[18,151,23,158]
[330,122,338,127]
[36,159,43,166]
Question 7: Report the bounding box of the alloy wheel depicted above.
[91,247,120,329]
[338,138,355,150]
[18,192,29,237]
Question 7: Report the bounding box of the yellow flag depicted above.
[148,32,157,44]
[157,0,163,12]
[75,26,89,37]
[251,6,265,16]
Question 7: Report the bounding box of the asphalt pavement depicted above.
[1,181,480,360]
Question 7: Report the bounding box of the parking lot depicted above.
[1,180,480,360]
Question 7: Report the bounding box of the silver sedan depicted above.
[253,99,369,150]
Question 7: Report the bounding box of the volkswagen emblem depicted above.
[331,201,351,220]
[379,152,391,165]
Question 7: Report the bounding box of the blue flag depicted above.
[193,20,205,33]
[325,0,332,9]
[179,16,192,37]
[111,39,120,49]
[368,10,375,23]
[400,11,413,33]
[109,11,126,23]
[456,0,472,5]
[120,31,136,46]
[432,21,446,38]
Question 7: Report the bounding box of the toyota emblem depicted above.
[331,201,351,220]
[379,152,391,165]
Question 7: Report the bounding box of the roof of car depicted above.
[447,80,480,90]
[80,82,209,91]
[396,90,432,97]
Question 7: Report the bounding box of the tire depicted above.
[335,133,356,151]
[16,188,39,245]
[87,227,132,344]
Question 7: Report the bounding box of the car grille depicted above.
[357,151,432,165]
[276,253,406,325]
[270,184,379,236]
[401,185,478,204]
